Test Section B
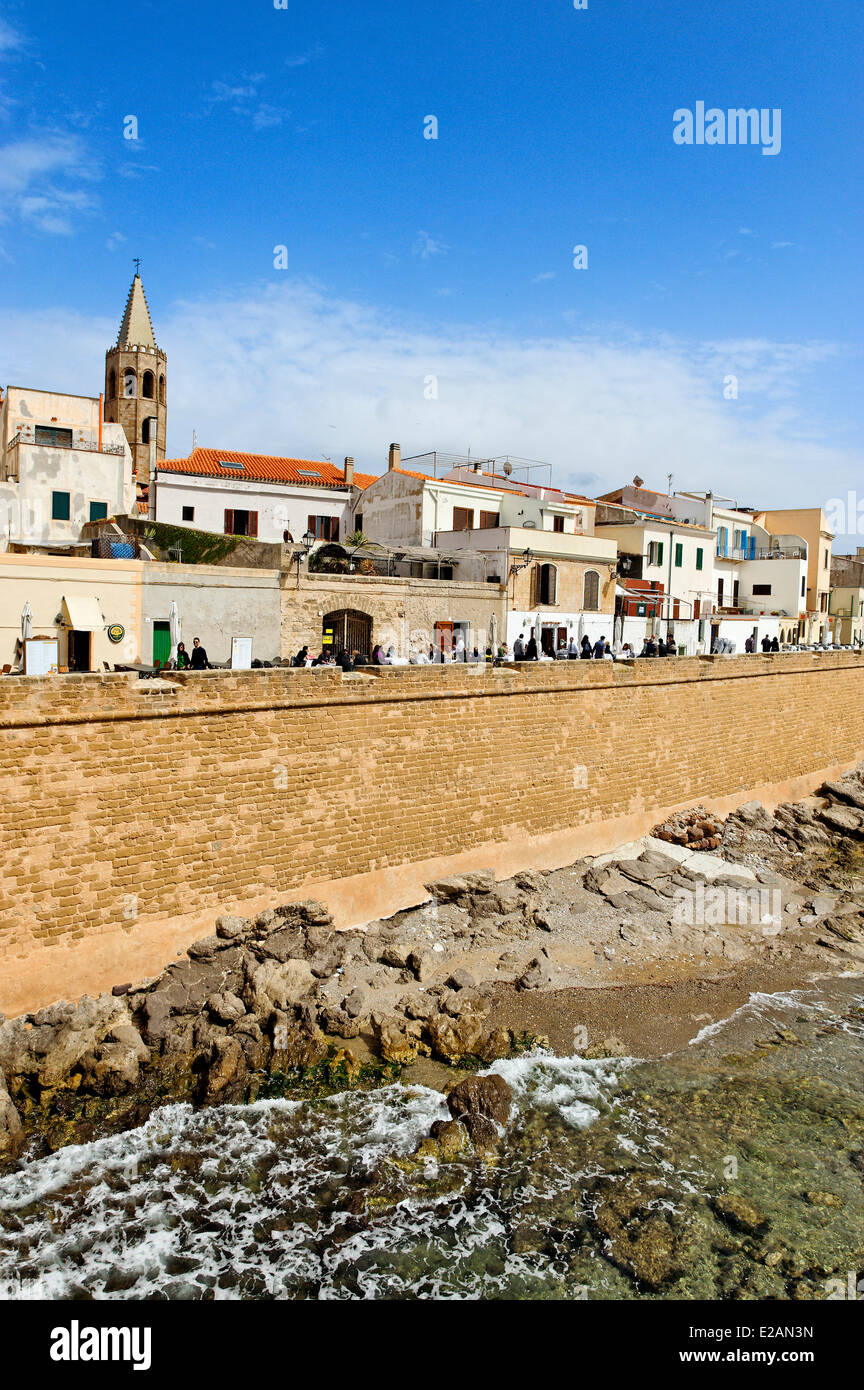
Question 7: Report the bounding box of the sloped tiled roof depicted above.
[159,448,378,490]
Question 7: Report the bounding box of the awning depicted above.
[61,596,105,631]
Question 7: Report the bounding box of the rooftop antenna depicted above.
[192,429,198,449]
[667,472,674,496]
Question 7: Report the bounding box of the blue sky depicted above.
[1,0,862,527]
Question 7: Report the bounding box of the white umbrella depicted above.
[168,600,181,663]
[577,613,585,647]
[535,609,542,656]
[490,612,498,654]
[21,603,33,642]
[613,613,623,652]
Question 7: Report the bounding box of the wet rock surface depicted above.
[4,766,864,1165]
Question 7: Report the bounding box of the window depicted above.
[824,549,829,569]
[696,547,703,571]
[159,376,166,404]
[219,460,245,471]
[52,491,71,521]
[647,540,664,567]
[752,583,772,596]
[142,417,157,444]
[583,570,600,611]
[536,563,558,605]
[674,542,683,568]
[108,369,116,400]
[453,507,474,531]
[553,516,565,533]
[35,425,73,448]
[89,501,108,521]
[142,370,155,399]
[307,514,339,541]
[801,576,806,598]
[353,512,363,534]
[480,510,500,529]
[717,526,728,556]
[718,578,724,607]
[182,505,195,522]
[225,509,258,537]
[123,369,137,398]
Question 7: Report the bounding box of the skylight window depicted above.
[297,468,320,477]
[219,460,245,471]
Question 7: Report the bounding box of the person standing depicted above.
[580,636,592,659]
[513,634,525,660]
[190,637,210,670]
[176,642,190,670]
[593,634,607,659]
[525,635,538,660]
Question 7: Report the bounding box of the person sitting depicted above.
[189,637,209,670]
[176,641,190,670]
[555,641,569,660]
[525,636,538,660]
[620,642,635,660]
[665,633,677,655]
[292,645,309,667]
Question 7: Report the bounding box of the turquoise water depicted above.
[1,978,862,1300]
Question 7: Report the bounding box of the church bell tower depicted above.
[104,265,166,478]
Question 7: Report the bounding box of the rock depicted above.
[459,1111,500,1156]
[270,1005,329,1069]
[207,991,246,1024]
[447,969,476,991]
[427,1118,470,1160]
[408,950,442,984]
[0,1066,23,1157]
[446,1073,512,1126]
[244,958,314,1014]
[425,871,495,903]
[186,935,233,960]
[426,1008,486,1063]
[592,1177,693,1290]
[215,915,250,940]
[712,1194,770,1235]
[517,954,555,990]
[618,858,674,885]
[817,805,864,837]
[373,1015,422,1064]
[803,1190,844,1209]
[203,1036,247,1100]
[343,987,367,1020]
[111,983,132,997]
[33,994,132,1088]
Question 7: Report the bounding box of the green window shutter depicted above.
[152,621,171,666]
[696,547,703,571]
[52,491,70,520]
[657,542,664,566]
[674,543,683,568]
[89,501,108,521]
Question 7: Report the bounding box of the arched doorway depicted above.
[322,609,372,658]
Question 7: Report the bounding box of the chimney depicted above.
[343,455,354,487]
[388,442,401,472]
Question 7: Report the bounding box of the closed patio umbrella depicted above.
[489,612,498,653]
[21,603,33,642]
[169,600,181,663]
[613,613,623,652]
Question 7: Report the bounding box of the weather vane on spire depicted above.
[133,257,141,275]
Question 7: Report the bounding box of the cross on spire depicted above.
[133,257,141,275]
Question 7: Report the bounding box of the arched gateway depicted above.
[322,609,373,657]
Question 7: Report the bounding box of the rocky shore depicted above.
[3,767,864,1169]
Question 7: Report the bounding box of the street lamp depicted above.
[302,530,316,553]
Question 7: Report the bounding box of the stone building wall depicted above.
[1,653,864,989]
[280,571,509,657]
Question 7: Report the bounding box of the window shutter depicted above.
[657,542,664,566]
[224,509,233,534]
[548,565,558,604]
[308,514,316,538]
[530,564,539,606]
[248,511,258,537]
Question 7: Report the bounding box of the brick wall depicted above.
[2,653,863,964]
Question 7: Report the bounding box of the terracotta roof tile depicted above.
[159,448,378,490]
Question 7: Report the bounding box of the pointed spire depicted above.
[115,270,158,350]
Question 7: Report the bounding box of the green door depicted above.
[152,621,171,665]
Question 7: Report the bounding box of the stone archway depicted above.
[322,608,373,658]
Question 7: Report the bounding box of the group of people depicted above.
[291,645,359,672]
[162,638,209,671]
[744,634,782,654]
[637,634,680,658]
[512,633,633,661]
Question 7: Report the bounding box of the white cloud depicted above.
[0,134,96,234]
[413,230,448,260]
[0,281,858,508]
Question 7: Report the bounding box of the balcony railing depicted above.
[715,545,806,561]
